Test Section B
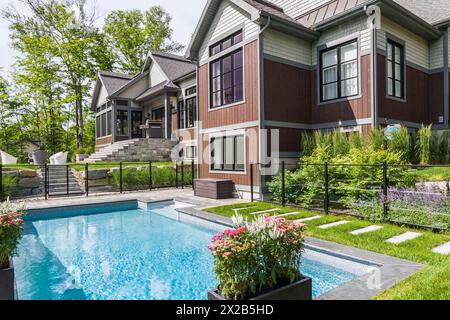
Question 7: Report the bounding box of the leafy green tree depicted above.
[103,7,184,74]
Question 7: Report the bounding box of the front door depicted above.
[131,111,143,139]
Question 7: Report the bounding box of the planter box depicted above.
[208,277,312,301]
[0,258,15,301]
[194,179,234,199]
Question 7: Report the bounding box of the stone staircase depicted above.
[44,165,85,196]
[85,138,177,163]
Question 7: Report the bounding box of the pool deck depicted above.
[21,190,424,301]
[22,188,245,211]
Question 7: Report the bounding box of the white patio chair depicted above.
[49,152,69,165]
[0,151,18,165]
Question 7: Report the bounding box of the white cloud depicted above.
[0,0,207,76]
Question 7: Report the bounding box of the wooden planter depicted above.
[0,258,15,300]
[208,277,312,301]
[194,179,234,199]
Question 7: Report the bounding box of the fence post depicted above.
[324,162,330,215]
[175,163,179,188]
[250,163,254,202]
[382,161,388,221]
[281,161,286,206]
[191,159,195,188]
[149,161,152,190]
[181,161,184,189]
[119,162,123,194]
[85,163,89,197]
[45,163,48,200]
[66,165,70,196]
[0,164,3,202]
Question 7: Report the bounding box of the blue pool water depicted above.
[14,202,368,300]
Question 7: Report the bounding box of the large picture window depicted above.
[210,135,245,172]
[116,110,128,135]
[387,40,405,99]
[210,50,243,108]
[320,41,359,102]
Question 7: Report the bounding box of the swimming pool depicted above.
[14,201,373,300]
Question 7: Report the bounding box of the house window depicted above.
[185,86,197,96]
[186,97,196,128]
[210,49,243,108]
[211,135,245,172]
[131,111,143,138]
[152,108,164,121]
[116,110,128,135]
[186,146,197,159]
[209,31,243,56]
[320,40,359,102]
[106,111,112,136]
[101,113,107,137]
[115,100,129,107]
[96,116,101,138]
[178,101,185,129]
[387,40,405,99]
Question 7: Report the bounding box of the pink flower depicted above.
[222,252,232,258]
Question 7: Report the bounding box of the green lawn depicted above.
[410,166,450,181]
[203,202,450,300]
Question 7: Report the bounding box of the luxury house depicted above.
[91,0,450,198]
[90,51,197,161]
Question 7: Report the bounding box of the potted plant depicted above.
[208,215,312,300]
[0,199,25,300]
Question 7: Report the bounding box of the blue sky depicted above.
[0,0,207,76]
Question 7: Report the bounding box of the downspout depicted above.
[195,59,201,179]
[367,6,378,129]
[258,16,271,200]
[444,29,449,128]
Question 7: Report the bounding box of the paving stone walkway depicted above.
[350,225,384,235]
[318,220,350,229]
[386,232,422,244]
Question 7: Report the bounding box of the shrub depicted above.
[367,126,387,150]
[331,130,350,157]
[209,215,306,300]
[437,130,450,164]
[1,174,19,198]
[300,132,315,157]
[388,126,410,163]
[418,125,432,164]
[0,199,26,267]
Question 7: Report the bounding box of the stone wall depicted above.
[1,169,43,198]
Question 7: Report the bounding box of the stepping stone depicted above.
[277,212,300,217]
[432,242,450,255]
[250,208,280,215]
[318,220,350,229]
[386,232,422,244]
[350,225,384,235]
[232,206,257,214]
[294,216,322,223]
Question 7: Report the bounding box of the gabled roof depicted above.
[98,71,134,96]
[150,52,196,81]
[186,0,319,60]
[135,81,180,103]
[394,0,450,26]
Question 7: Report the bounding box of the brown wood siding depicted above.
[428,72,444,125]
[198,40,259,129]
[377,54,430,124]
[199,127,259,186]
[178,128,196,142]
[172,113,178,136]
[264,59,311,123]
[265,127,303,154]
[311,54,372,123]
[96,136,112,146]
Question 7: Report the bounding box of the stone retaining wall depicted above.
[1,169,43,197]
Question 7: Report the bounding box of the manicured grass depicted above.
[410,166,450,181]
[203,202,450,300]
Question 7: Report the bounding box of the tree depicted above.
[3,0,114,150]
[103,7,184,74]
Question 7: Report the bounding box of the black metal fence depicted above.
[0,161,197,202]
[250,162,450,232]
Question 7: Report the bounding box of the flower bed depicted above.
[0,199,25,268]
[208,215,307,300]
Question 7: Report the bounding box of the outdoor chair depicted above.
[49,152,68,165]
[0,151,18,165]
